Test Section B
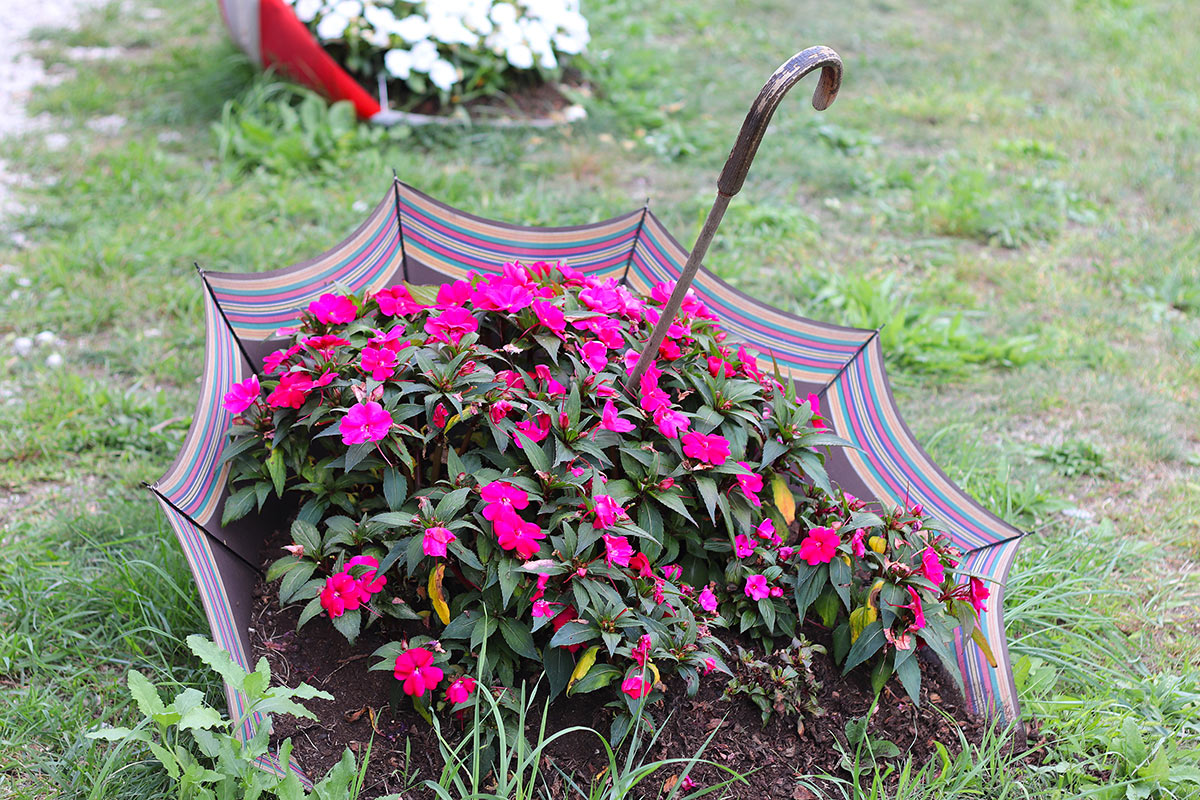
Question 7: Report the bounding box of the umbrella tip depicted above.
[193,262,205,277]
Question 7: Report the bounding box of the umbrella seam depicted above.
[816,328,880,397]
[618,201,650,287]
[146,484,266,577]
[391,173,409,282]
[196,264,262,379]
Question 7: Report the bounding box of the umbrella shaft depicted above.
[628,192,731,390]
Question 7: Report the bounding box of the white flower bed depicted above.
[283,0,589,98]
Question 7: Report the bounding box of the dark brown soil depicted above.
[249,541,1030,798]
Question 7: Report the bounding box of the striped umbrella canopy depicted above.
[150,48,1025,778]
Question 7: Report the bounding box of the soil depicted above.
[249,534,1033,798]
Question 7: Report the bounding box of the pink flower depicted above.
[921,548,945,586]
[444,675,476,704]
[532,599,556,618]
[263,345,301,374]
[222,375,260,414]
[621,675,652,699]
[492,508,546,560]
[698,586,718,613]
[423,526,456,557]
[600,400,635,433]
[360,346,398,381]
[514,413,551,446]
[373,285,426,316]
[653,407,690,439]
[314,370,336,388]
[806,392,825,430]
[436,280,474,307]
[432,403,449,429]
[347,555,386,596]
[744,574,770,601]
[662,564,682,581]
[309,293,357,324]
[769,586,783,598]
[481,481,530,512]
[603,534,634,567]
[532,300,566,336]
[303,334,350,355]
[489,400,513,423]
[340,400,394,445]
[476,280,533,313]
[755,518,779,543]
[425,307,479,346]
[707,356,735,378]
[497,369,527,391]
[681,432,730,465]
[530,573,550,602]
[797,526,840,565]
[579,283,622,314]
[969,577,990,613]
[903,586,927,631]
[393,647,443,697]
[628,552,652,578]
[851,528,867,558]
[319,572,368,617]
[266,372,313,409]
[658,339,681,361]
[734,534,756,558]
[639,386,672,414]
[735,462,763,506]
[702,657,716,676]
[631,634,652,666]
[581,340,609,372]
[593,495,626,529]
[778,546,794,560]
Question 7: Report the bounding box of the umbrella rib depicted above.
[391,173,409,283]
[618,200,650,288]
[962,529,1029,556]
[144,484,265,577]
[816,328,880,398]
[195,264,262,380]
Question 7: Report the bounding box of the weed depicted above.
[1029,440,1113,479]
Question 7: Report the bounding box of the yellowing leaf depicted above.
[971,626,998,668]
[567,645,600,694]
[868,536,887,554]
[428,564,450,625]
[772,474,796,525]
[849,605,877,643]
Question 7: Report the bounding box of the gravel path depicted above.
[0,0,110,221]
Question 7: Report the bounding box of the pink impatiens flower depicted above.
[360,345,399,381]
[969,577,990,613]
[581,340,609,372]
[347,554,386,596]
[653,407,690,439]
[593,495,626,529]
[373,285,425,316]
[445,675,476,704]
[393,647,443,697]
[302,334,350,356]
[319,572,368,617]
[309,293,357,324]
[903,586,927,631]
[423,526,456,557]
[266,372,313,409]
[481,481,530,513]
[621,674,652,699]
[532,300,566,336]
[734,534,756,558]
[424,307,479,345]
[603,534,634,567]
[744,574,770,601]
[806,392,825,430]
[600,400,635,433]
[432,403,449,429]
[755,518,778,542]
[340,401,394,445]
[850,528,867,558]
[921,548,945,586]
[797,526,840,565]
[735,462,763,506]
[492,508,546,560]
[681,432,730,465]
[514,413,552,446]
[222,374,260,413]
[698,586,718,613]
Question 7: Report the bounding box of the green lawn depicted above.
[1,0,1197,797]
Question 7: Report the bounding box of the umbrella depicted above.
[150,46,1025,779]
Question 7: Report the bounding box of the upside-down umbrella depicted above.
[150,47,1025,780]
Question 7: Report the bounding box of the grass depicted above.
[1,0,1199,797]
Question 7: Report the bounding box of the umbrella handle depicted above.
[628,46,842,389]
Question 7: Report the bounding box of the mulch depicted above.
[248,544,1033,798]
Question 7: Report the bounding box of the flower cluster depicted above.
[282,0,588,97]
[228,257,988,728]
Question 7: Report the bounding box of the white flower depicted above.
[428,58,460,91]
[490,2,518,27]
[384,48,413,79]
[428,13,479,47]
[12,337,32,356]
[394,14,432,43]
[410,39,439,72]
[362,3,397,32]
[45,353,63,368]
[505,41,534,69]
[316,12,350,40]
[293,0,322,22]
[34,331,56,346]
[331,0,362,16]
[563,104,587,122]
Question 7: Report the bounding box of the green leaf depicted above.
[792,563,827,621]
[757,598,776,633]
[498,618,539,660]
[434,487,471,520]
[290,519,321,556]
[694,476,718,523]
[517,432,550,473]
[266,448,286,497]
[544,646,574,701]
[548,621,599,648]
[813,588,840,628]
[330,608,361,645]
[383,468,407,511]
[829,556,851,610]
[297,596,324,630]
[187,635,248,689]
[343,441,373,473]
[568,664,621,695]
[894,649,921,702]
[127,670,166,719]
[842,621,885,673]
[221,486,258,526]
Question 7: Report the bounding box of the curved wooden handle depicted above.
[716,46,843,197]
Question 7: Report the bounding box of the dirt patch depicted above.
[249,542,1032,797]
